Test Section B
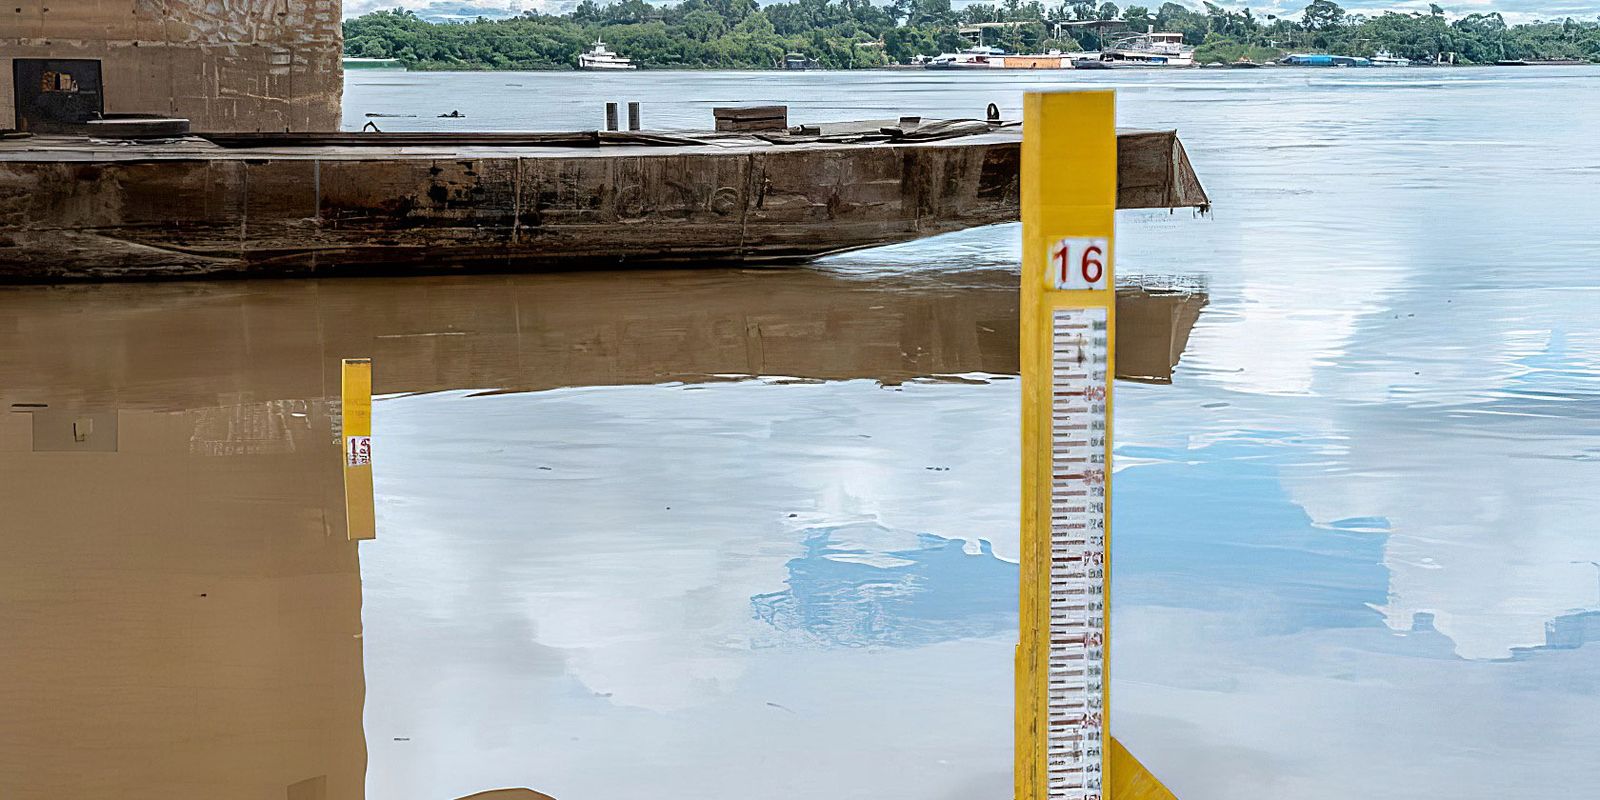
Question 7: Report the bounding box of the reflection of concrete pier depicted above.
[0,405,366,799]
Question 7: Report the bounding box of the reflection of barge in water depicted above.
[0,269,1209,405]
[0,115,1207,282]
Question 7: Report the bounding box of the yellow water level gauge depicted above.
[1018,89,1176,800]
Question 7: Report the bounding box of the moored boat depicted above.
[781,53,821,70]
[1077,30,1196,68]
[925,46,1076,70]
[926,46,1007,69]
[578,40,637,70]
[1281,53,1372,67]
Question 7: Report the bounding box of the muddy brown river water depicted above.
[0,268,1201,799]
[4,66,1600,800]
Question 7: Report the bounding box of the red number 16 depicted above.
[1053,240,1106,287]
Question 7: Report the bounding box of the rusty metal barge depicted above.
[0,118,1207,282]
[1,4,1206,282]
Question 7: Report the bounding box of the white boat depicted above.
[925,46,1076,70]
[578,40,636,70]
[1370,50,1411,66]
[1077,29,1195,67]
[926,46,1006,69]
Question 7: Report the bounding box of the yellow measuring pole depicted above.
[1018,90,1176,800]
[342,358,377,541]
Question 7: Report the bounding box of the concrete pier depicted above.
[0,1,343,132]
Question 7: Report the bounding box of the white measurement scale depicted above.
[1046,307,1109,800]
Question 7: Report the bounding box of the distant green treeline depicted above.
[342,1,1600,70]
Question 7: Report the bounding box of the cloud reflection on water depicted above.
[751,522,1017,648]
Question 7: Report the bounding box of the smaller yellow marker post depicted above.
[342,358,376,541]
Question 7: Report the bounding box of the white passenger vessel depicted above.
[578,40,637,70]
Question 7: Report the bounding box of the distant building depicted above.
[1,1,343,132]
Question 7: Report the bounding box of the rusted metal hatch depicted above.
[12,59,104,133]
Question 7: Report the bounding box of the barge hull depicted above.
[0,129,1206,281]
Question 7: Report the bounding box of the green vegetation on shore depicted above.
[343,1,1600,70]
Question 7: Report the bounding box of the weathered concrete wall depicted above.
[1,1,343,132]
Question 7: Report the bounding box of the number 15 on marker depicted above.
[1048,237,1110,291]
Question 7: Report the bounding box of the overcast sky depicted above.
[342,0,1599,25]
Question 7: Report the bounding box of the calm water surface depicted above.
[4,67,1599,799]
